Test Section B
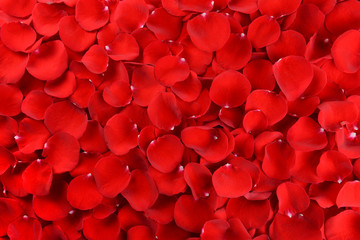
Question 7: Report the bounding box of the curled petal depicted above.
[0,22,36,52]
[209,70,251,108]
[42,132,80,174]
[243,110,268,135]
[67,174,103,210]
[225,218,252,240]
[75,0,109,31]
[69,78,96,108]
[335,127,360,159]
[22,160,52,196]
[247,16,281,48]
[287,96,320,117]
[121,169,159,211]
[309,181,342,208]
[44,100,88,138]
[171,71,201,102]
[0,84,23,116]
[143,40,171,65]
[187,12,231,52]
[184,162,212,200]
[88,90,119,126]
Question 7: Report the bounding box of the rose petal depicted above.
[44,71,77,99]
[105,33,139,61]
[155,56,190,87]
[184,162,212,200]
[277,182,310,216]
[316,150,352,183]
[248,15,281,48]
[7,216,42,240]
[82,45,109,74]
[22,159,52,196]
[32,3,67,36]
[258,0,301,18]
[69,78,96,108]
[75,0,109,31]
[21,90,52,120]
[0,43,28,84]
[201,219,230,240]
[0,0,35,17]
[146,7,182,40]
[149,166,187,196]
[336,181,360,208]
[83,214,120,240]
[325,210,360,240]
[0,84,23,116]
[0,146,15,175]
[114,0,149,33]
[0,22,36,52]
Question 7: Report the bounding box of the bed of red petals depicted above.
[0,0,360,239]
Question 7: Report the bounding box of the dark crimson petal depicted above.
[201,219,230,240]
[171,71,201,102]
[27,40,68,81]
[212,163,252,198]
[273,56,313,101]
[132,65,165,107]
[245,90,288,126]
[184,162,212,200]
[82,45,109,74]
[325,210,360,240]
[215,33,252,70]
[209,70,251,108]
[32,3,67,37]
[258,0,301,18]
[262,140,295,180]
[0,43,28,84]
[83,214,120,240]
[41,224,67,240]
[277,182,310,217]
[187,12,231,52]
[104,113,138,155]
[105,33,139,61]
[336,181,360,208]
[270,213,322,240]
[266,30,306,63]
[44,100,88,138]
[67,174,103,210]
[156,222,191,240]
[94,156,131,198]
[226,197,270,229]
[243,110,268,135]
[147,134,184,173]
[145,195,176,224]
[325,0,360,36]
[69,78,96,108]
[7,216,42,240]
[59,16,97,52]
[174,195,214,233]
[318,101,358,132]
[103,80,132,108]
[243,59,276,91]
[155,55,190,87]
[114,0,149,33]
[44,71,77,99]
[146,7,182,40]
[0,84,23,116]
[21,90,52,120]
[33,181,71,221]
[121,169,159,211]
[75,0,109,31]
[22,159,52,196]
[0,146,15,175]
[0,0,35,17]
[78,120,107,153]
[147,92,182,131]
[42,132,80,174]
[128,225,154,240]
[316,150,352,183]
[0,22,36,52]
[228,0,258,14]
[16,118,50,154]
[149,166,187,196]
[287,117,327,151]
[247,15,280,48]
[305,33,332,63]
[331,30,360,74]
[181,126,229,163]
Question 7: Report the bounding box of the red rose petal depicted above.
[67,174,103,210]
[44,71,77,99]
[93,156,131,198]
[243,110,268,135]
[104,113,138,155]
[70,152,100,177]
[142,40,170,65]
[41,224,67,240]
[78,120,107,153]
[291,150,321,183]
[1,164,28,197]
[0,0,35,17]
[146,7,182,40]
[105,33,139,61]
[287,96,320,117]
[21,90,52,120]
[69,78,96,108]
[0,84,23,116]
[32,3,67,37]
[83,214,120,240]
[325,210,360,240]
[155,56,190,87]
[335,127,360,159]
[33,181,71,221]
[0,43,28,84]
[42,132,80,174]
[128,225,154,240]
[316,150,352,183]
[187,12,231,52]
[287,117,328,151]
[0,198,22,235]
[22,159,52,197]
[209,70,251,108]
[0,146,15,175]
[114,0,149,33]
[215,33,252,70]
[174,195,214,233]
[103,80,132,108]
[121,169,159,211]
[171,71,201,102]
[248,15,281,48]
[309,181,342,208]
[0,22,36,52]
[262,140,295,180]
[277,182,310,217]
[331,30,360,74]
[75,0,109,31]
[82,45,109,74]
[258,0,301,18]
[245,90,288,126]
[145,195,176,224]
[7,216,42,240]
[184,162,212,200]
[59,16,97,52]
[228,0,258,14]
[225,218,252,240]
[44,100,88,138]
[336,181,360,208]
[147,134,184,173]
[149,166,187,196]
[201,219,230,240]
[243,59,276,91]
[27,40,68,81]
[273,56,313,101]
